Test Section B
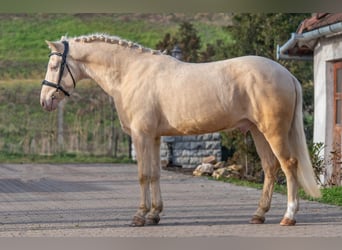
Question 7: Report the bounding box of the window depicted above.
[334,62,342,125]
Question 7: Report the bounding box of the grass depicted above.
[0,14,232,80]
[211,176,342,207]
[299,186,342,207]
[0,14,168,79]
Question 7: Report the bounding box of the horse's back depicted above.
[227,55,295,83]
[156,55,297,135]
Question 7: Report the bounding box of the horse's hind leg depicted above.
[249,125,280,224]
[264,131,300,226]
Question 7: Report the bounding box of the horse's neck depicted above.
[75,42,135,95]
[74,42,148,133]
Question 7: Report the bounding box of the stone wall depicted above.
[131,133,222,168]
[160,133,222,168]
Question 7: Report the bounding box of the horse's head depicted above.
[40,39,77,111]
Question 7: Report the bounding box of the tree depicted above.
[156,21,201,62]
[225,13,313,85]
[200,39,229,62]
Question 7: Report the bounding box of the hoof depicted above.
[130,215,145,227]
[249,215,265,224]
[146,215,160,225]
[280,217,296,226]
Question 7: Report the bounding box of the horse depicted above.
[40,34,321,227]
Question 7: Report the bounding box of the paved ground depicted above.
[0,163,341,237]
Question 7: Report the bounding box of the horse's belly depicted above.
[161,115,236,136]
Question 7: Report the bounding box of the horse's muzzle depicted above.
[40,97,58,111]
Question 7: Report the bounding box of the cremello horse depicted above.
[40,34,321,227]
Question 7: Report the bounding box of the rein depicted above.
[42,40,76,97]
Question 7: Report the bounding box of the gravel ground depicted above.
[0,163,341,237]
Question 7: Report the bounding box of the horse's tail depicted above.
[290,77,321,198]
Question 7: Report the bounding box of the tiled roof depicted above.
[297,13,342,34]
[278,13,342,59]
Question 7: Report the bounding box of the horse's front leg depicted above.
[130,133,163,227]
[146,136,163,225]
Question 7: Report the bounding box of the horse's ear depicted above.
[45,40,63,52]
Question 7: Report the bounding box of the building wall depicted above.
[313,33,342,182]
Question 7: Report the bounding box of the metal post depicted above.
[57,99,65,153]
[171,45,183,60]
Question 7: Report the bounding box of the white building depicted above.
[278,13,342,185]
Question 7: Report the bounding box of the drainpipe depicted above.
[277,21,342,60]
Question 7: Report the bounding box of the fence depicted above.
[0,81,130,157]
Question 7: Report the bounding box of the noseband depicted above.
[42,40,76,97]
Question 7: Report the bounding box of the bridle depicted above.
[42,40,76,97]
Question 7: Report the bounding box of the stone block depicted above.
[190,142,205,150]
[193,163,214,176]
[189,157,201,165]
[202,155,217,164]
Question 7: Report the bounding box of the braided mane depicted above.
[70,33,162,55]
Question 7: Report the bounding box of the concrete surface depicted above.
[0,163,341,237]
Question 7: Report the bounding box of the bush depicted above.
[308,142,326,186]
